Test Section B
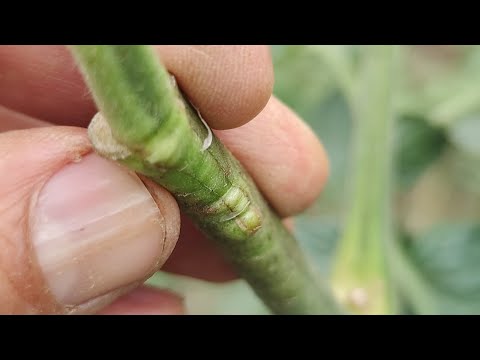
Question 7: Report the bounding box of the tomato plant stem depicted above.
[70,45,343,315]
[332,45,396,314]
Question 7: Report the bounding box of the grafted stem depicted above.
[70,45,342,314]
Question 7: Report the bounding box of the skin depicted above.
[0,45,329,314]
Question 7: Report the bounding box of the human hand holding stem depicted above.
[70,45,407,315]
[0,45,336,314]
[0,45,403,314]
[70,45,342,314]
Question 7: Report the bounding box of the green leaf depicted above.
[403,223,480,314]
[394,115,447,190]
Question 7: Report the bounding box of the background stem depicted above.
[332,45,396,314]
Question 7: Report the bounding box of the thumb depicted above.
[0,126,180,314]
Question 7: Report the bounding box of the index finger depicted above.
[0,45,273,130]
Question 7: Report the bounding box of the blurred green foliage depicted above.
[395,114,447,189]
[148,45,480,315]
[404,223,480,314]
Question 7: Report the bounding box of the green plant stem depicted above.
[70,45,342,315]
[332,45,396,314]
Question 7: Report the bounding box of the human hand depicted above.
[0,45,328,314]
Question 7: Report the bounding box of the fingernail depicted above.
[30,153,165,306]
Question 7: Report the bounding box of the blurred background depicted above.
[149,45,480,314]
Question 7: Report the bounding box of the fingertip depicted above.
[157,45,274,130]
[264,106,330,216]
[0,45,274,130]
[285,117,330,215]
[0,45,96,126]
